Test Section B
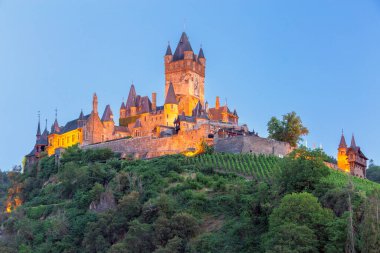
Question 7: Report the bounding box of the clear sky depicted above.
[0,1,379,170]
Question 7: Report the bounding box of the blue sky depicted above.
[0,1,379,170]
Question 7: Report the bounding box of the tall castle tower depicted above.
[164,32,205,116]
[337,132,349,172]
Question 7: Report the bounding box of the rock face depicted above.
[214,135,292,157]
[89,192,116,212]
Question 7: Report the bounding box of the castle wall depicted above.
[214,135,292,157]
[82,126,210,159]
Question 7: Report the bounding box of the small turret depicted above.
[164,82,179,126]
[120,101,126,118]
[337,131,349,172]
[198,47,205,65]
[165,43,173,63]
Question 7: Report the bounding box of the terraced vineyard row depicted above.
[190,153,281,182]
[188,153,380,192]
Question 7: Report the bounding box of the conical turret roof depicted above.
[173,32,193,61]
[339,133,347,148]
[351,134,357,148]
[165,44,172,56]
[126,84,137,108]
[198,47,205,59]
[165,82,178,104]
[101,105,114,122]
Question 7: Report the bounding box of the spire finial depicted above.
[45,118,47,129]
[55,108,58,120]
[38,110,40,122]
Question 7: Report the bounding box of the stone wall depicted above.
[82,126,209,159]
[214,135,292,157]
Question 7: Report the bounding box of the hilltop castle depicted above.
[26,32,248,164]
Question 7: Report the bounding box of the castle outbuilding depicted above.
[337,132,368,178]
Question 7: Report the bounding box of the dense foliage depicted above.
[366,163,380,184]
[267,111,309,147]
[1,146,380,252]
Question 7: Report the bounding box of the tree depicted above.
[277,148,330,194]
[263,192,333,251]
[267,111,309,147]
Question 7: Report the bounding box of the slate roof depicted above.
[59,114,90,134]
[165,83,178,104]
[51,119,61,134]
[173,32,193,61]
[120,101,126,109]
[133,119,142,128]
[126,84,137,108]
[101,105,114,122]
[350,134,357,148]
[339,134,347,148]
[36,121,41,136]
[165,44,172,56]
[114,126,130,133]
[198,47,205,59]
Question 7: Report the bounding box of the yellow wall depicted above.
[164,104,178,127]
[337,148,350,172]
[47,128,83,156]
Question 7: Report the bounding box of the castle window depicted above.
[72,135,75,142]
[171,105,173,109]
[167,114,168,119]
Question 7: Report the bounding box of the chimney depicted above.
[215,96,220,109]
[152,92,157,111]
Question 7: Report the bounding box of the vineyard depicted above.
[189,153,281,182]
[189,153,380,192]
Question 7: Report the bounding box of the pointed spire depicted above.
[101,104,114,122]
[165,82,178,104]
[198,47,205,59]
[126,84,137,108]
[120,101,126,109]
[165,42,172,56]
[339,131,347,148]
[79,110,85,120]
[36,111,41,138]
[51,109,60,134]
[350,134,357,148]
[42,119,49,136]
[173,32,193,61]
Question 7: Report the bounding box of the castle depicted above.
[25,32,368,179]
[26,32,248,164]
[336,132,368,178]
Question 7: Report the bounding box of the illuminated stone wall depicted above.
[214,135,292,157]
[82,125,210,159]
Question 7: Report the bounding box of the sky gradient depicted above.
[1,1,379,170]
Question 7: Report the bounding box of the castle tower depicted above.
[164,32,205,116]
[337,131,349,172]
[126,84,137,116]
[120,101,126,118]
[164,82,179,127]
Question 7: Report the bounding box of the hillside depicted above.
[1,147,380,252]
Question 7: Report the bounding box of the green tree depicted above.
[267,111,309,147]
[277,148,330,194]
[264,192,333,251]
